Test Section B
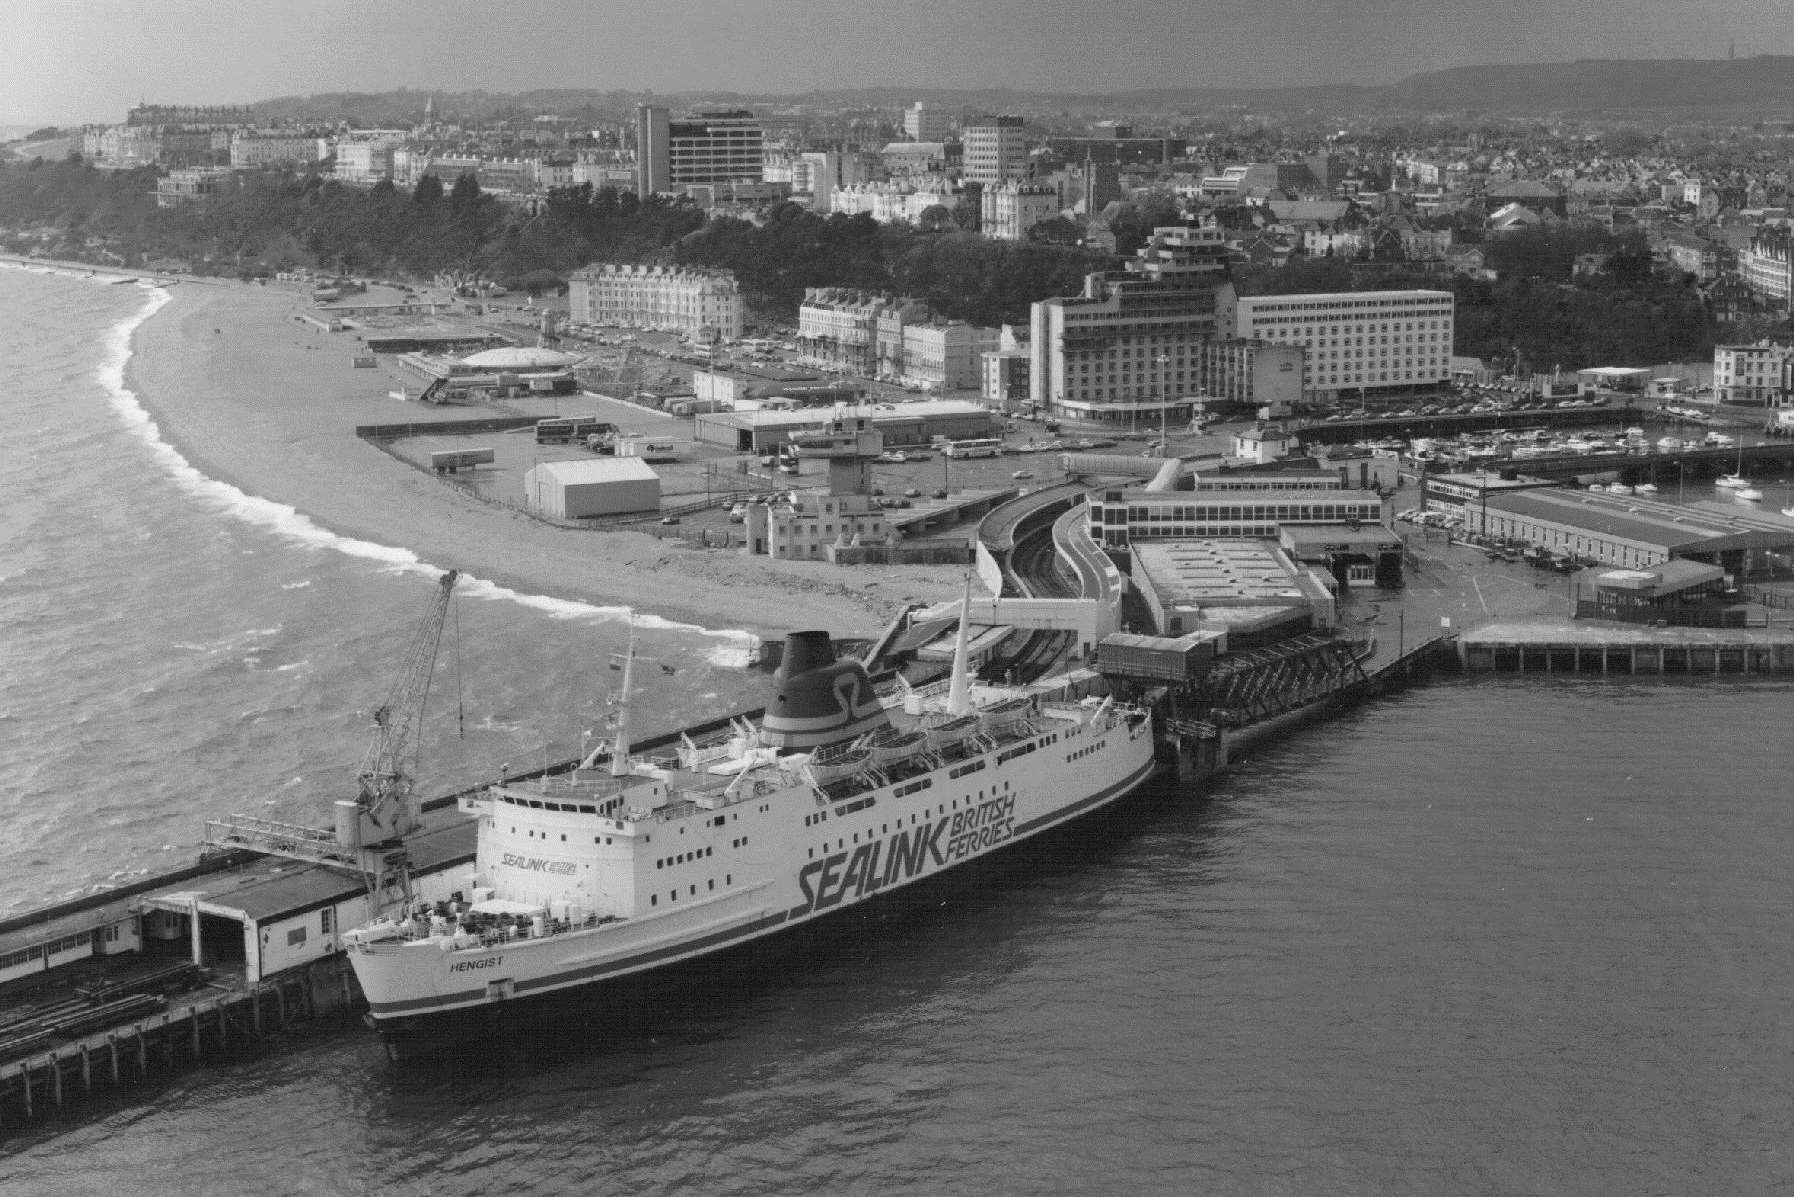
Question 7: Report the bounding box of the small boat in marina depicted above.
[1734,487,1763,502]
[1716,474,1748,490]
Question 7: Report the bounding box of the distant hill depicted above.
[1386,56,1794,112]
[248,56,1794,125]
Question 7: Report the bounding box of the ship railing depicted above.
[389,909,621,946]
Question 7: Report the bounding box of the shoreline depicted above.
[110,274,961,643]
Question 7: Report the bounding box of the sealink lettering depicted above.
[812,852,849,911]
[792,805,1020,917]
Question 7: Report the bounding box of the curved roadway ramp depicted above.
[951,483,1122,659]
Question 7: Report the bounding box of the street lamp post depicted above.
[1156,353,1170,454]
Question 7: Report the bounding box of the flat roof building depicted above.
[1086,484,1387,549]
[1218,287,1454,405]
[1470,488,1794,576]
[1131,539,1337,641]
[636,106,764,197]
[961,115,1028,185]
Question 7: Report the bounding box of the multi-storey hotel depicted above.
[1028,225,1232,422]
[1219,288,1454,404]
[567,264,743,342]
[636,107,765,197]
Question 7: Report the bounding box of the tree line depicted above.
[0,158,1759,363]
[1235,225,1729,373]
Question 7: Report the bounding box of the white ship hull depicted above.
[347,647,1160,1051]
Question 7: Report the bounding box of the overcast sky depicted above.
[5,0,1790,124]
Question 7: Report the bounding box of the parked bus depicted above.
[943,438,1002,459]
[536,416,613,445]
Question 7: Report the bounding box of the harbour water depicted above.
[2,268,1791,1194]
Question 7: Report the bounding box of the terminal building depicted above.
[1130,540,1338,644]
[1085,485,1387,549]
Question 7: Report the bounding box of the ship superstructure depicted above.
[344,605,1157,1052]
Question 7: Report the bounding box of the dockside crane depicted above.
[204,570,462,914]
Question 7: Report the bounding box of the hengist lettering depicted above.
[790,795,1017,917]
[450,956,503,973]
[500,852,577,876]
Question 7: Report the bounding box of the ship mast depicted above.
[947,575,974,716]
[610,630,639,778]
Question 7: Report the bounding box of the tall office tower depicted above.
[636,106,764,197]
[960,115,1027,185]
[903,101,952,142]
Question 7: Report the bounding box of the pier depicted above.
[0,958,350,1130]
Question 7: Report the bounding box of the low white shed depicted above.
[524,457,661,518]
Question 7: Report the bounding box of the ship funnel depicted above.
[762,631,891,749]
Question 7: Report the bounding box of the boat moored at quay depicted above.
[343,612,1159,1056]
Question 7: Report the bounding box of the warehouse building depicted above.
[523,458,661,519]
[1469,489,1794,576]
[693,401,997,454]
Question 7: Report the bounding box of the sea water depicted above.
[1,268,1790,1194]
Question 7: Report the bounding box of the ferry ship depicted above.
[344,608,1159,1055]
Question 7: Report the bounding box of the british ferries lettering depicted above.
[791,795,1016,917]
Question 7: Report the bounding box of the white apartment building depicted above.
[1220,288,1455,403]
[567,264,743,342]
[798,289,932,375]
[961,116,1027,185]
[228,133,328,168]
[795,150,871,213]
[1738,230,1793,309]
[1713,341,1793,406]
[981,181,1060,241]
[333,141,397,184]
[903,102,953,143]
[901,322,1000,391]
[1028,225,1232,422]
[829,179,962,225]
